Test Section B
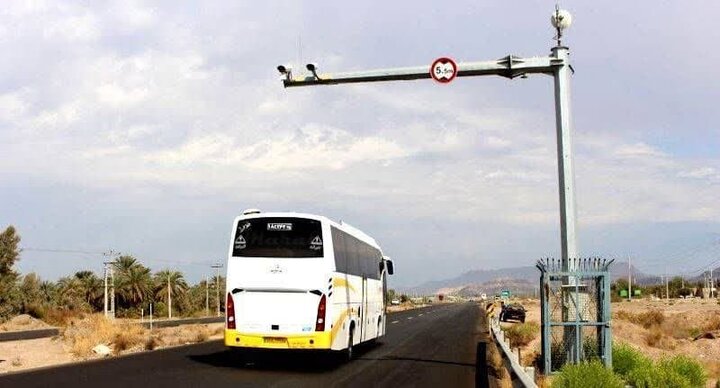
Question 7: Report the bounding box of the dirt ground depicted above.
[0,315,51,332]
[500,298,720,387]
[0,304,431,375]
[0,320,224,375]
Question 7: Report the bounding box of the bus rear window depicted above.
[232,217,324,258]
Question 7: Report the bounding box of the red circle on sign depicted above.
[430,57,458,84]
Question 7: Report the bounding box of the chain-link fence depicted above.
[537,258,613,373]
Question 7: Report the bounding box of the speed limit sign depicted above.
[430,57,458,84]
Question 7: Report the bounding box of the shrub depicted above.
[703,315,720,332]
[144,336,160,351]
[24,303,46,319]
[613,342,652,377]
[635,310,665,328]
[503,322,539,347]
[615,309,665,329]
[113,328,144,353]
[613,342,706,388]
[194,330,209,343]
[626,363,690,388]
[659,355,707,387]
[551,361,625,388]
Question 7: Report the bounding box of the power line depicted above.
[22,247,106,255]
[21,246,216,268]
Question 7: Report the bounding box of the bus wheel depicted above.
[346,327,354,361]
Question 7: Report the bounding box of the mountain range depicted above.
[401,261,651,296]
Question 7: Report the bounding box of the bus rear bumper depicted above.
[224,330,332,350]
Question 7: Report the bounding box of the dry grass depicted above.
[144,336,161,351]
[194,330,209,343]
[63,314,147,357]
[535,374,552,388]
[11,357,22,367]
[615,309,665,329]
[45,309,85,327]
[503,322,539,348]
[704,315,720,332]
[112,325,146,352]
[486,339,511,388]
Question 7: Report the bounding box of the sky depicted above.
[1,1,719,288]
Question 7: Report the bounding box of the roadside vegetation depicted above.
[0,225,227,323]
[549,343,707,388]
[502,321,539,347]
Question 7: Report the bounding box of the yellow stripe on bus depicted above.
[332,277,356,292]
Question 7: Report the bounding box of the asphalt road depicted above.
[0,303,481,388]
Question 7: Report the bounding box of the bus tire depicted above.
[346,325,355,361]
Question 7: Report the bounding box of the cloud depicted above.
[2,1,719,285]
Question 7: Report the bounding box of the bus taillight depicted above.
[226,292,236,330]
[315,294,326,331]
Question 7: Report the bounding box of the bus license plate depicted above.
[264,337,286,344]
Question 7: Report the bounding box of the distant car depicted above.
[500,303,526,323]
[391,299,401,305]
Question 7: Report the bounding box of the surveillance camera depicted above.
[551,9,572,30]
[306,63,318,72]
[277,65,292,75]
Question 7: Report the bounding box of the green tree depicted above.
[56,276,85,310]
[0,226,21,319]
[39,280,58,304]
[111,255,153,310]
[18,273,44,315]
[116,263,152,308]
[74,271,103,311]
[386,289,397,304]
[153,270,189,317]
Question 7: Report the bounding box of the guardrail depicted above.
[0,328,60,342]
[139,316,224,329]
[490,318,538,388]
[0,316,225,342]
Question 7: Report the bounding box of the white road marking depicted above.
[391,320,399,324]
[407,317,413,320]
[419,313,424,316]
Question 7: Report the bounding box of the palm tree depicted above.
[56,276,84,310]
[113,255,139,275]
[113,256,152,309]
[39,280,58,304]
[74,271,103,311]
[153,270,189,318]
[117,265,152,307]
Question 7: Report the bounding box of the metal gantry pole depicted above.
[278,7,581,364]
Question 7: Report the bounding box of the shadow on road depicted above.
[188,342,381,373]
[355,355,474,368]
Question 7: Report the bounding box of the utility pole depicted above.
[711,267,715,299]
[212,263,223,317]
[110,264,115,318]
[628,256,632,302]
[103,261,109,317]
[277,7,581,361]
[167,273,172,319]
[665,273,670,302]
[205,275,209,316]
[102,249,119,318]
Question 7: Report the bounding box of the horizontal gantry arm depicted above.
[282,55,563,87]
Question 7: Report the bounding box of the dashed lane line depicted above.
[391,320,399,324]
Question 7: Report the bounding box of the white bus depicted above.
[224,210,394,359]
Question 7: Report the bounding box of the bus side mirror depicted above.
[385,259,394,275]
